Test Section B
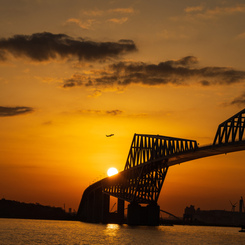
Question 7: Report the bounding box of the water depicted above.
[0,218,244,245]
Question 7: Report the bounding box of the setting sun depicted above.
[107,167,118,177]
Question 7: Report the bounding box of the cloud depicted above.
[107,17,128,24]
[184,3,245,19]
[236,32,245,40]
[67,7,135,30]
[230,92,245,106]
[207,4,245,15]
[63,74,85,88]
[106,110,123,116]
[42,121,53,126]
[82,7,135,16]
[158,29,189,40]
[0,106,34,117]
[200,80,210,86]
[109,8,135,14]
[78,109,123,116]
[66,18,95,30]
[0,32,137,62]
[185,5,204,13]
[87,89,102,97]
[62,56,245,89]
[0,50,6,61]
[76,109,147,118]
[82,10,104,16]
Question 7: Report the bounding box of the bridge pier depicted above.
[127,202,160,226]
[101,194,125,224]
[117,198,125,224]
[101,192,110,223]
[77,187,125,224]
[86,187,105,223]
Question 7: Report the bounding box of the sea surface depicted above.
[0,218,244,245]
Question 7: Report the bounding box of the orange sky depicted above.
[1,0,245,216]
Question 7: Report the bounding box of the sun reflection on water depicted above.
[104,223,120,237]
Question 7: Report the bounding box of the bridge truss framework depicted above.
[77,108,245,225]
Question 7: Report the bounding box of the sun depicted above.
[107,167,118,177]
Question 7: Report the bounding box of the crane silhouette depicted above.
[230,200,237,212]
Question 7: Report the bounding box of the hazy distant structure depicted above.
[240,197,245,213]
[184,200,245,227]
[230,200,237,212]
[77,108,245,226]
[183,205,196,223]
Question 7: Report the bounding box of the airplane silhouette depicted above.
[106,134,114,137]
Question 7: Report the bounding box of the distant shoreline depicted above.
[1,198,244,228]
[0,198,76,221]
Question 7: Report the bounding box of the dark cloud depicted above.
[78,109,123,116]
[62,56,245,88]
[0,50,6,61]
[42,121,53,126]
[106,110,123,116]
[230,92,245,106]
[63,74,85,88]
[200,80,210,86]
[0,106,34,117]
[0,32,137,62]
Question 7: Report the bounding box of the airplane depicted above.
[106,134,114,137]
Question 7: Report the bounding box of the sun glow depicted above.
[107,167,118,177]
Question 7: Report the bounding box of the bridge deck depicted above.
[166,141,245,166]
[90,142,245,184]
[85,141,245,193]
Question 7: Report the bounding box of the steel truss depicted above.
[103,134,198,204]
[213,108,245,145]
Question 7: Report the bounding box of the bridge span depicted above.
[77,108,245,225]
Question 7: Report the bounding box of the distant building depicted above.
[183,205,195,223]
[183,205,245,227]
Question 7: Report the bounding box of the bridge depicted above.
[77,108,245,225]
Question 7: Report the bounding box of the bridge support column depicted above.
[127,202,141,225]
[117,198,125,224]
[127,202,160,226]
[86,188,104,223]
[93,188,103,223]
[87,191,95,222]
[147,203,160,226]
[103,196,125,224]
[101,193,110,223]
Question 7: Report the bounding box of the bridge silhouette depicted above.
[77,108,245,225]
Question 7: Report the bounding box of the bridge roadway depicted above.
[167,140,245,166]
[77,108,245,225]
[85,140,245,189]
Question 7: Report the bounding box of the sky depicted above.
[0,0,245,216]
